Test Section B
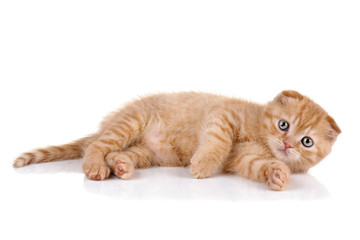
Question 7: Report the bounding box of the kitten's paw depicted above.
[83,163,110,181]
[265,161,290,191]
[113,159,135,180]
[190,158,217,179]
[106,152,135,180]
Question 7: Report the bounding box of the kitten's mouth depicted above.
[272,146,291,160]
[268,139,294,161]
[280,148,289,155]
[274,146,301,162]
[278,149,289,158]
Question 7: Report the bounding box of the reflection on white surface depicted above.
[14,160,329,201]
[83,168,329,201]
[13,159,83,174]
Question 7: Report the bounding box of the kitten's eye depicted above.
[278,120,289,131]
[301,137,314,148]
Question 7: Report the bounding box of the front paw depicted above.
[265,161,290,191]
[190,157,218,179]
[83,163,110,181]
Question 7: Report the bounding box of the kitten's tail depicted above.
[13,134,97,168]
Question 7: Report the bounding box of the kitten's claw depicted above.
[83,163,110,181]
[265,161,290,191]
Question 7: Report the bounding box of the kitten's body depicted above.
[14,91,340,191]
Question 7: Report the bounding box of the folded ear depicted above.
[274,90,304,104]
[326,115,341,140]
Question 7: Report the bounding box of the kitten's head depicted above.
[263,90,341,173]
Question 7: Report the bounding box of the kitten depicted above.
[14,90,341,191]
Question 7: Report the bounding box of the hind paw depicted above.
[83,163,110,181]
[113,159,134,180]
[106,152,135,180]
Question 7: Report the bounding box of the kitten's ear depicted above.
[274,90,304,104]
[326,115,341,140]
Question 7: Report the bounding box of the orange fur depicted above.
[14,91,341,191]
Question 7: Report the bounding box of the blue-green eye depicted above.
[301,137,314,147]
[278,120,289,131]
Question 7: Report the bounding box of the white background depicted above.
[1,1,359,239]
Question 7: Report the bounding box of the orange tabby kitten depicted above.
[14,90,341,191]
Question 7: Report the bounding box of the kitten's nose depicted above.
[283,141,293,150]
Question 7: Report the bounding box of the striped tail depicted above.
[13,135,97,168]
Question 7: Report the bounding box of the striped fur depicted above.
[14,135,96,168]
[14,91,341,191]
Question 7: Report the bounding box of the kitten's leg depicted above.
[223,142,291,191]
[190,109,235,178]
[105,144,154,180]
[83,112,146,180]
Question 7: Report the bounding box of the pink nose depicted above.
[283,141,293,150]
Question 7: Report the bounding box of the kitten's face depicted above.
[262,90,341,173]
